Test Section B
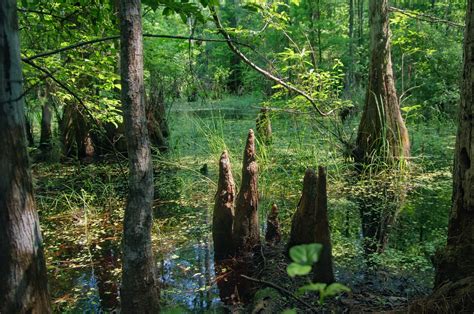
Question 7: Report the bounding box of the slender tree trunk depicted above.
[25,115,35,147]
[353,0,410,165]
[39,89,52,153]
[119,0,160,311]
[0,0,51,312]
[226,0,242,94]
[345,0,355,96]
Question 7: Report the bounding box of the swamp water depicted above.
[48,104,453,312]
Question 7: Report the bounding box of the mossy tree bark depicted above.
[353,0,410,165]
[213,151,236,260]
[119,0,160,311]
[233,129,260,254]
[0,0,51,311]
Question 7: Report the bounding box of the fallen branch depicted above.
[240,274,316,311]
[210,7,335,117]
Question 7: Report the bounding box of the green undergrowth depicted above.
[33,95,456,312]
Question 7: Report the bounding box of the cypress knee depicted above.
[265,203,281,245]
[256,107,272,145]
[288,168,318,248]
[233,129,260,254]
[313,166,335,284]
[213,151,236,260]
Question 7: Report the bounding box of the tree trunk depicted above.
[213,151,236,260]
[353,0,410,165]
[410,4,474,311]
[226,0,242,94]
[119,0,160,312]
[39,87,52,154]
[288,168,318,248]
[233,129,260,254]
[25,115,35,147]
[313,166,335,284]
[435,0,474,291]
[0,0,51,312]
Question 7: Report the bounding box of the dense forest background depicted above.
[1,0,473,312]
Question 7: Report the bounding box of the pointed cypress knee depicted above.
[265,203,281,245]
[213,151,236,260]
[288,168,318,248]
[313,166,335,284]
[233,129,260,254]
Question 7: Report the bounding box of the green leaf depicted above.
[287,262,311,277]
[289,243,322,265]
[324,283,351,297]
[282,309,297,314]
[298,283,327,294]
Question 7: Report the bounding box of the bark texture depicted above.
[288,168,318,248]
[39,95,52,153]
[119,0,160,311]
[313,166,334,284]
[435,0,474,286]
[146,71,169,152]
[353,0,410,165]
[233,129,260,254]
[410,4,474,312]
[265,203,281,245]
[213,151,236,260]
[0,0,51,312]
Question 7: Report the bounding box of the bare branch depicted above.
[210,7,335,117]
[22,34,255,62]
[389,6,464,28]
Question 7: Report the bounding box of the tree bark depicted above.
[313,166,335,284]
[39,86,52,154]
[435,0,474,289]
[213,151,236,260]
[119,0,160,312]
[233,129,260,254]
[288,168,318,248]
[0,0,51,312]
[353,0,410,165]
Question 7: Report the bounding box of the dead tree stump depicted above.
[265,203,281,245]
[288,167,335,284]
[233,129,260,254]
[213,151,236,260]
[313,166,335,284]
[288,168,318,248]
[256,107,272,145]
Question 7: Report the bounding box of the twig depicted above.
[210,7,335,117]
[389,6,464,28]
[22,34,255,62]
[240,274,316,311]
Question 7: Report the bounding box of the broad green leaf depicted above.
[298,282,327,294]
[286,262,311,277]
[289,243,322,265]
[324,283,351,297]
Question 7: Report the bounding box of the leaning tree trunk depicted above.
[233,129,260,254]
[410,3,474,312]
[353,0,410,165]
[119,0,160,311]
[0,0,51,312]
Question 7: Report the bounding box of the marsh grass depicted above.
[34,95,455,311]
